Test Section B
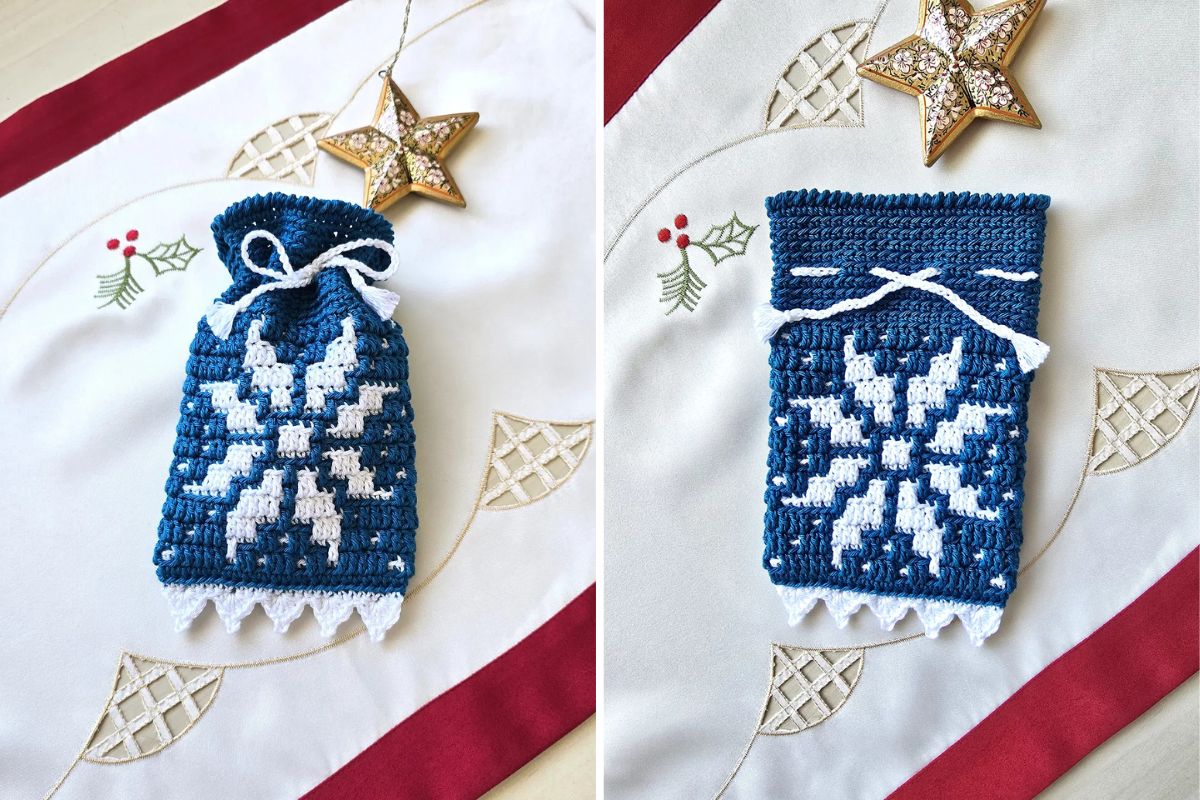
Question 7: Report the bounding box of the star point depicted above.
[858,0,1045,165]
[318,77,478,211]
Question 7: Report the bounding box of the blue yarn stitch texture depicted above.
[153,193,416,597]
[764,189,1049,608]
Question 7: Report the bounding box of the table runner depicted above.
[603,0,1198,796]
[0,1,596,797]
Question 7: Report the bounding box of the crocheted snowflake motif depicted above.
[187,316,399,565]
[780,336,1011,576]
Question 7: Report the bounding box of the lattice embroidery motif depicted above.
[765,16,880,129]
[481,414,592,509]
[83,654,222,763]
[759,646,864,734]
[1089,367,1200,474]
[227,113,334,185]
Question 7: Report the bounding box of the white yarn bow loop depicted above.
[754,266,1050,373]
[206,230,400,339]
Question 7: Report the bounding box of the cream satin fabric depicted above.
[0,1,595,797]
[604,0,1198,797]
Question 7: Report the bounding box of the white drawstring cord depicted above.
[206,230,400,339]
[753,266,1049,373]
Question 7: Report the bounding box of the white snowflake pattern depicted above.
[781,336,1011,575]
[185,316,401,564]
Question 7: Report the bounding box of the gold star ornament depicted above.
[857,0,1044,166]
[318,77,478,211]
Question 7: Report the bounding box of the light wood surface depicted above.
[0,0,224,116]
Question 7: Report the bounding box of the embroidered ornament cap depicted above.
[153,193,417,641]
[760,189,1050,645]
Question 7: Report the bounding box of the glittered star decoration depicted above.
[318,77,478,211]
[857,0,1045,166]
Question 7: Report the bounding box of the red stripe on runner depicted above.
[889,549,1199,800]
[604,0,721,123]
[302,584,597,799]
[0,0,349,198]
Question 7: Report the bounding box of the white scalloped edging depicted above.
[162,584,404,642]
[776,585,1003,646]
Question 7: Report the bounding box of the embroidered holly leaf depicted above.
[138,236,203,275]
[658,252,707,314]
[692,213,758,265]
[95,264,145,309]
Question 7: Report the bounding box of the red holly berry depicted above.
[674,214,688,230]
[123,245,137,258]
[676,234,690,249]
[125,229,139,241]
[657,228,671,243]
[106,239,120,250]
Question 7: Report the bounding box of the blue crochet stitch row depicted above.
[153,194,416,633]
[763,189,1049,640]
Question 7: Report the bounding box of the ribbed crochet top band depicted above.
[765,189,1052,212]
[765,189,1050,339]
[212,193,394,289]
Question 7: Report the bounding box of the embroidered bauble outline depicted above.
[763,1,889,130]
[714,369,1200,797]
[226,113,335,186]
[1088,366,1200,475]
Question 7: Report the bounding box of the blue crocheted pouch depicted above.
[759,189,1050,645]
[153,193,416,641]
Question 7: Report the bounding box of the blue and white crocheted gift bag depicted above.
[757,190,1050,645]
[153,193,416,641]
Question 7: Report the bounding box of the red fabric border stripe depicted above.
[302,584,597,800]
[603,0,721,123]
[889,549,1199,800]
[0,0,349,198]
